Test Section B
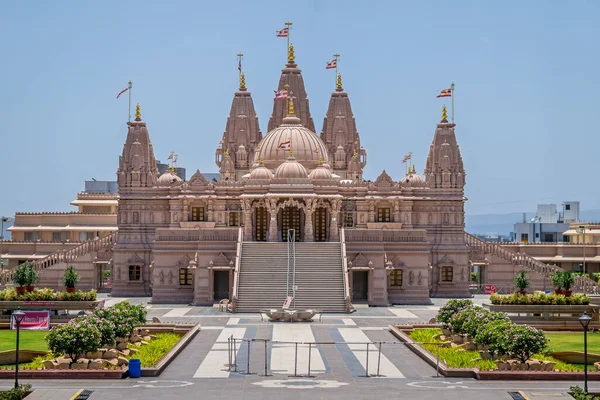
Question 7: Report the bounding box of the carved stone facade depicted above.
[111,49,470,305]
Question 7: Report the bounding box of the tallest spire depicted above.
[268,40,315,132]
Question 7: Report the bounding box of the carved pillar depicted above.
[182,200,190,222]
[241,200,253,241]
[304,199,315,242]
[207,199,214,222]
[330,199,341,242]
[268,199,278,242]
[368,201,375,223]
[393,199,400,223]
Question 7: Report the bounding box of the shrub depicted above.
[563,271,575,291]
[11,265,29,287]
[82,315,116,347]
[570,386,598,400]
[62,266,79,288]
[94,301,147,339]
[514,271,530,292]
[499,324,548,363]
[448,304,480,335]
[471,272,478,282]
[46,318,102,363]
[462,310,510,339]
[0,288,97,302]
[436,299,473,328]
[129,332,180,367]
[473,320,512,355]
[551,272,563,290]
[0,384,32,400]
[490,292,589,305]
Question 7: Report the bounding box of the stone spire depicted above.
[215,71,262,170]
[320,72,366,174]
[117,104,159,188]
[424,105,466,189]
[267,44,315,132]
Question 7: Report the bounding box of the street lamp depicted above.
[576,226,587,277]
[12,308,26,389]
[1,216,13,241]
[579,311,592,394]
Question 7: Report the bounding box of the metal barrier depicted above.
[225,336,443,378]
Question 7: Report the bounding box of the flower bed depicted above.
[0,288,97,302]
[490,292,590,305]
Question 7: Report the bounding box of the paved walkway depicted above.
[0,295,594,399]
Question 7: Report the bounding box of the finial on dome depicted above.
[353,148,357,156]
[288,43,295,63]
[337,73,342,89]
[135,104,141,121]
[318,155,323,165]
[441,105,448,122]
[288,97,295,115]
[240,72,246,89]
[259,155,263,164]
[289,146,293,157]
[225,148,230,156]
[412,164,416,173]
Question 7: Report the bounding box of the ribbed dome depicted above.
[254,115,329,170]
[249,162,274,180]
[308,164,333,180]
[157,171,183,185]
[274,156,308,179]
[401,165,424,184]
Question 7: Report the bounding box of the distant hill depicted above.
[465,209,600,235]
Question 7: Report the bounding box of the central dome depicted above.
[254,115,329,170]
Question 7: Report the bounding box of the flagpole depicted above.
[285,21,292,62]
[334,53,340,87]
[237,53,243,83]
[451,82,455,124]
[128,81,132,122]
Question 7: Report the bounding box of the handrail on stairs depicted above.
[1,231,118,286]
[340,228,352,312]
[464,232,598,293]
[232,226,243,310]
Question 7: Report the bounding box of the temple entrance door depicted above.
[213,271,229,301]
[352,271,368,301]
[255,207,268,242]
[314,207,327,242]
[281,207,301,242]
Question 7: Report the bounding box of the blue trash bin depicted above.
[545,290,551,294]
[129,358,141,378]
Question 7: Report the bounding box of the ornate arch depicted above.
[276,198,307,213]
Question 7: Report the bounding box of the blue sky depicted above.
[0,0,598,219]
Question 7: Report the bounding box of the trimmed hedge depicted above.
[490,292,590,305]
[0,288,97,301]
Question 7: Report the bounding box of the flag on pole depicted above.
[276,27,289,37]
[278,141,291,150]
[274,89,288,100]
[238,59,241,71]
[436,88,452,98]
[402,154,412,163]
[326,59,337,69]
[167,154,173,160]
[116,87,129,99]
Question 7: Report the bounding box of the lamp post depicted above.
[579,311,592,394]
[576,226,586,277]
[12,308,26,389]
[1,216,13,241]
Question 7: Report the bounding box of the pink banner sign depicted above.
[282,296,293,309]
[11,310,50,330]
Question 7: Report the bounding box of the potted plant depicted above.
[23,264,39,292]
[562,271,574,297]
[514,271,530,294]
[12,265,29,295]
[62,265,80,293]
[551,271,563,295]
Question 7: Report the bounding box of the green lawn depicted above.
[0,330,48,352]
[547,332,600,354]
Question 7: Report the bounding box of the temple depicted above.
[109,44,470,311]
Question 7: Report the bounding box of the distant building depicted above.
[156,161,186,181]
[84,180,118,194]
[511,201,580,243]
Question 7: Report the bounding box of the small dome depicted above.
[401,165,424,184]
[157,171,183,185]
[308,164,333,180]
[274,156,308,179]
[249,162,274,180]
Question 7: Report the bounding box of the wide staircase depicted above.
[234,242,348,313]
[0,232,117,287]
[465,232,598,293]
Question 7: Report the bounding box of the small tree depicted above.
[12,265,29,287]
[24,264,39,286]
[83,315,116,347]
[46,318,102,363]
[93,301,147,339]
[471,272,478,283]
[514,271,530,293]
[562,271,575,292]
[436,299,473,329]
[500,324,548,363]
[551,272,563,291]
[62,266,80,289]
[474,320,512,355]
